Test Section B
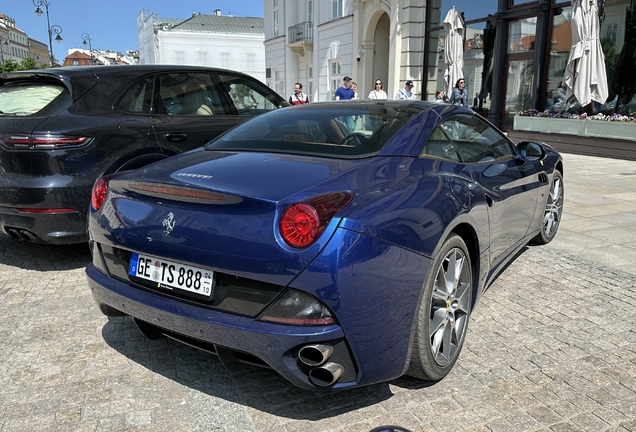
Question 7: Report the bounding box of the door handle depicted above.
[164,133,187,142]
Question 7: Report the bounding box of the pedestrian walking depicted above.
[368,79,388,99]
[335,76,355,100]
[289,82,309,105]
[449,78,468,106]
[395,80,415,100]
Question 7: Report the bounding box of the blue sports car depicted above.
[86,101,563,390]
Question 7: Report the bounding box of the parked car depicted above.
[86,101,563,390]
[0,65,287,244]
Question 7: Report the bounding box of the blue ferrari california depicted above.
[86,101,563,390]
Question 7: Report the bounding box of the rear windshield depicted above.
[0,82,65,116]
[205,104,420,158]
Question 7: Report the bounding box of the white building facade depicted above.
[137,9,267,82]
[263,0,426,102]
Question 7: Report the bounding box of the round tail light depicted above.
[91,177,108,211]
[279,192,353,248]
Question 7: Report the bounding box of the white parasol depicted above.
[443,7,465,97]
[563,0,608,107]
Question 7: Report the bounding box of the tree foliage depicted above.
[0,57,49,73]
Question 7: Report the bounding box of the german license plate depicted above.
[129,253,213,298]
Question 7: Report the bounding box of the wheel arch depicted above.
[103,150,169,175]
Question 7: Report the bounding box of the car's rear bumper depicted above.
[0,206,87,244]
[86,264,359,390]
[0,176,92,244]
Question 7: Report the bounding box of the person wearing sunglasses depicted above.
[368,79,388,99]
[449,78,468,107]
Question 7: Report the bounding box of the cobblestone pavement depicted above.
[1,153,636,432]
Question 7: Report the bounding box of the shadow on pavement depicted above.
[0,235,91,271]
[100,315,420,420]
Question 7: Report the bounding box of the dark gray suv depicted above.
[0,65,287,244]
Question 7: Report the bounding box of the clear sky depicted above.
[2,1,264,60]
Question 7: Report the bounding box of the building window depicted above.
[331,61,341,75]
[308,0,313,23]
[175,51,185,63]
[247,53,256,70]
[198,51,208,66]
[221,52,230,69]
[332,0,343,18]
[309,66,313,78]
[605,23,618,44]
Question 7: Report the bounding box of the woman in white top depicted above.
[368,79,388,99]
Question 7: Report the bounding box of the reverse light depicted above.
[258,289,336,326]
[280,192,353,248]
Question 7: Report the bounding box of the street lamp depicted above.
[81,33,93,65]
[0,34,8,66]
[33,0,63,66]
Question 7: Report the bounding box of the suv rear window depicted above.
[0,82,65,116]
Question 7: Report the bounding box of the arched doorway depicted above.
[372,13,390,93]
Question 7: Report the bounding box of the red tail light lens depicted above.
[0,135,90,149]
[91,177,109,211]
[32,136,89,148]
[280,192,353,248]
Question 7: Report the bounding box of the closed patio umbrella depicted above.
[443,7,465,97]
[563,0,608,107]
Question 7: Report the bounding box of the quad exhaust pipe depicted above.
[308,362,345,387]
[297,343,345,387]
[4,228,40,242]
[298,344,335,367]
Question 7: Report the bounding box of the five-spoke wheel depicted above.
[407,234,473,380]
[533,170,563,244]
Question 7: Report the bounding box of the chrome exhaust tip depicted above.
[298,344,334,367]
[6,228,23,241]
[308,362,344,387]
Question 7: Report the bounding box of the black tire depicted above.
[532,170,563,245]
[407,234,473,381]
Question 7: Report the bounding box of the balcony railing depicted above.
[288,21,313,44]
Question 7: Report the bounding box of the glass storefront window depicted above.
[507,17,537,53]
[425,21,493,113]
[546,5,636,116]
[510,0,537,5]
[428,0,498,26]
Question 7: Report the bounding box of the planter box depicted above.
[584,120,636,141]
[546,118,585,135]
[514,116,636,141]
[513,116,547,133]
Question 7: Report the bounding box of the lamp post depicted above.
[81,33,93,65]
[0,34,8,66]
[33,0,63,66]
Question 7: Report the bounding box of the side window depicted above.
[440,114,516,163]
[156,73,223,116]
[422,126,460,161]
[116,76,153,114]
[218,74,279,115]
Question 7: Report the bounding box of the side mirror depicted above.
[517,141,545,161]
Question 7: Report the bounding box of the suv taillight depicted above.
[0,135,90,149]
[279,192,353,248]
